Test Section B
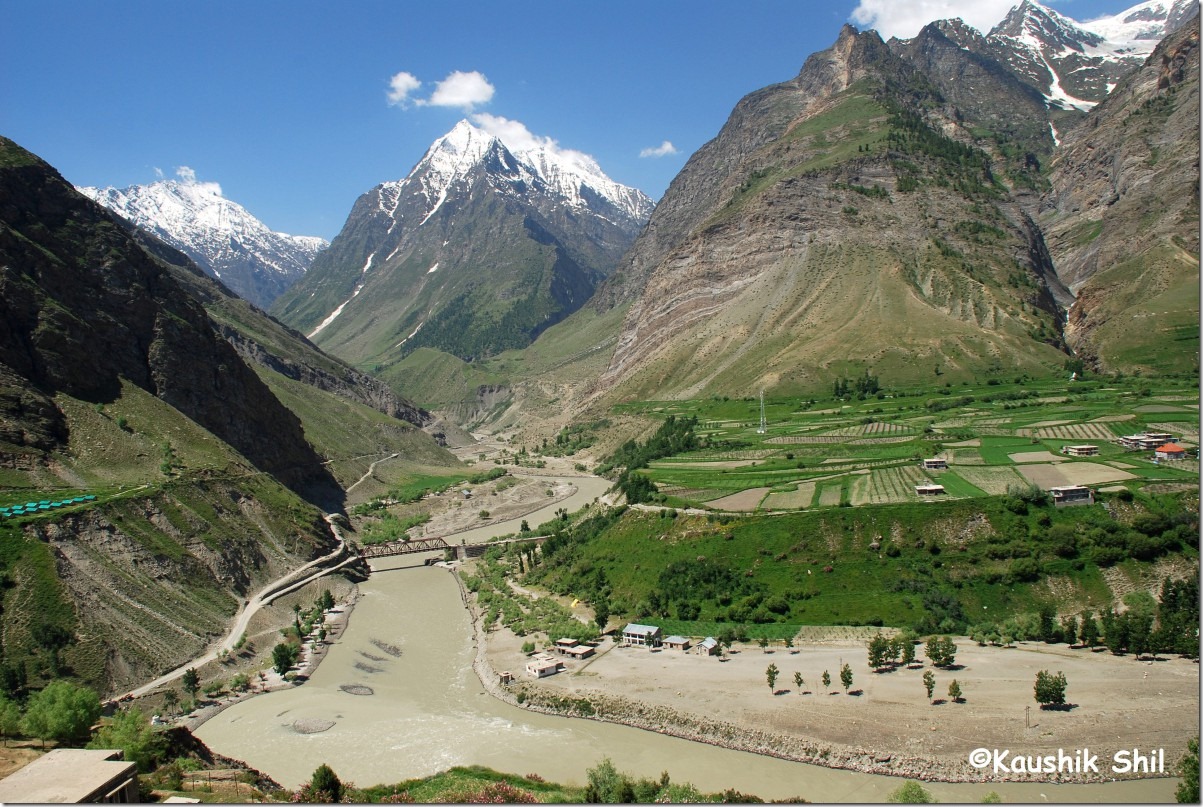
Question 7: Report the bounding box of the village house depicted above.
[663,635,691,651]
[0,749,139,804]
[921,458,948,470]
[525,653,564,678]
[553,637,595,660]
[621,623,663,647]
[915,483,945,496]
[1050,485,1094,507]
[696,637,721,656]
[1060,444,1099,457]
[1120,432,1175,451]
[1155,443,1187,461]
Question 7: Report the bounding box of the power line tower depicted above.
[757,389,767,434]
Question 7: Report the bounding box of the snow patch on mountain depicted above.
[79,176,327,308]
[1081,0,1199,49]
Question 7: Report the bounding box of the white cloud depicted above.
[470,113,598,171]
[386,71,421,106]
[422,70,495,110]
[849,0,1020,40]
[639,140,679,158]
[174,166,222,195]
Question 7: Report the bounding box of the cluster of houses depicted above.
[910,430,1192,502]
[620,624,721,655]
[520,626,728,680]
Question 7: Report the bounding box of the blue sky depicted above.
[3,0,1145,240]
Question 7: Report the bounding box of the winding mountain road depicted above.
[116,515,355,700]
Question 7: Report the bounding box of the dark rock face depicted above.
[0,137,338,500]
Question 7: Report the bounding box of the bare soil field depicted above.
[763,483,817,509]
[1018,463,1137,488]
[949,466,1028,495]
[1007,451,1064,464]
[708,487,770,511]
[505,633,1199,782]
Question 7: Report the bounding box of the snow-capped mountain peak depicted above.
[399,119,653,225]
[1080,0,1200,47]
[80,175,327,308]
[982,0,1182,112]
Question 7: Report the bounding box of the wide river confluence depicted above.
[196,476,1175,802]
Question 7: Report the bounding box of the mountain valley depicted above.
[0,0,1199,800]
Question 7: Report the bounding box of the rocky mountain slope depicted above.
[80,177,327,309]
[0,137,458,695]
[1041,16,1200,374]
[272,120,652,366]
[0,138,335,499]
[588,25,1072,402]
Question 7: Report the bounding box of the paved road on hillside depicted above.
[116,516,354,700]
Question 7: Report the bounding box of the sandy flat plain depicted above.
[494,630,1199,780]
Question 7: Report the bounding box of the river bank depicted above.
[457,565,1194,788]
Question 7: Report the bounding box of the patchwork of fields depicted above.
[620,378,1199,512]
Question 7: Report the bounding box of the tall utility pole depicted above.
[757,389,767,434]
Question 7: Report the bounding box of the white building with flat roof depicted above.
[0,749,138,804]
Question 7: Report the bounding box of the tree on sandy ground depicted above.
[182,667,200,702]
[821,670,831,692]
[1034,670,1067,709]
[948,679,963,703]
[758,637,769,653]
[868,633,891,670]
[925,635,957,668]
[1079,611,1100,647]
[887,780,937,803]
[163,689,179,716]
[273,642,299,676]
[840,662,853,693]
[922,670,935,703]
[766,663,779,693]
[20,680,101,747]
[793,671,804,693]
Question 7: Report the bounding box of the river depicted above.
[195,476,1176,802]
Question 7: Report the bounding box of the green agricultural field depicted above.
[606,376,1197,513]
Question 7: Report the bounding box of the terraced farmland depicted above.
[618,376,1197,514]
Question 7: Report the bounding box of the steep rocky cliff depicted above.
[590,26,1071,401]
[1042,17,1200,373]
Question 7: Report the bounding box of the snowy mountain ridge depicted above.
[979,0,1198,112]
[79,176,327,308]
[384,119,654,229]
